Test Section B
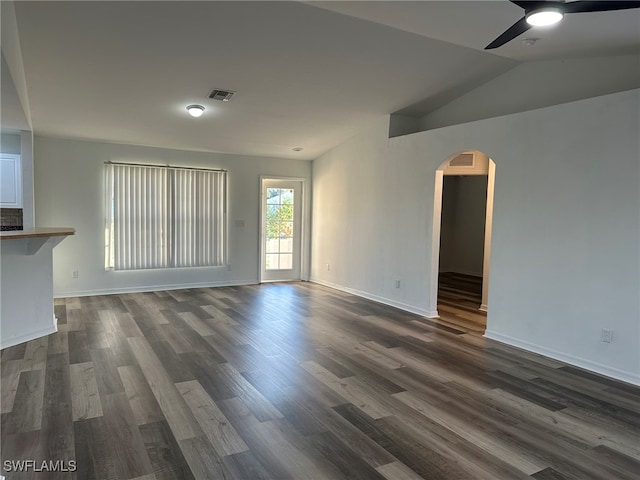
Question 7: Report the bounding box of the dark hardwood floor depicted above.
[438,272,487,334]
[2,282,639,479]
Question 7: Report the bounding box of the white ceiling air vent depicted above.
[449,152,475,167]
[209,89,235,102]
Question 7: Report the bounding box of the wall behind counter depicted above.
[34,136,312,297]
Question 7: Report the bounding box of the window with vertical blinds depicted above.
[105,163,226,271]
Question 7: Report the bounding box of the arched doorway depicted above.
[428,150,496,332]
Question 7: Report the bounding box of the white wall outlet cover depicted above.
[601,328,613,343]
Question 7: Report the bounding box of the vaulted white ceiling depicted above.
[5,1,639,159]
[313,1,640,61]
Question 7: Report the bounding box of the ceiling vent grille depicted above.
[209,89,235,102]
[449,153,475,167]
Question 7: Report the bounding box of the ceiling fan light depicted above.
[186,104,205,117]
[526,8,564,27]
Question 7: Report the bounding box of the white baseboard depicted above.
[1,324,57,350]
[484,330,640,386]
[52,278,637,387]
[54,279,259,298]
[309,277,438,318]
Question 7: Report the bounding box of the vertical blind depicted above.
[105,163,226,271]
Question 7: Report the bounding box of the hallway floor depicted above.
[437,272,487,334]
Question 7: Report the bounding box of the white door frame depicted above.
[427,157,496,317]
[259,176,306,283]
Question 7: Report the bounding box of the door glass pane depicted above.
[265,254,279,270]
[281,221,293,240]
[279,254,293,269]
[279,236,292,253]
[266,237,279,253]
[265,187,295,270]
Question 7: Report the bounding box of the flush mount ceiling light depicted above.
[526,7,563,26]
[186,105,205,117]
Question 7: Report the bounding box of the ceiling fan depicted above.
[485,0,640,49]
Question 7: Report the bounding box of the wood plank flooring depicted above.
[438,272,487,333]
[2,282,639,479]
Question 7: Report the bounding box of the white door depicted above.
[260,179,302,282]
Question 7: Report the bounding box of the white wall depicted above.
[1,133,21,154]
[1,238,57,349]
[20,131,34,227]
[34,137,312,296]
[438,176,457,274]
[1,50,35,227]
[419,55,640,130]
[388,114,420,138]
[311,89,640,385]
[439,176,487,276]
[0,52,30,132]
[1,2,32,130]
[311,117,401,305]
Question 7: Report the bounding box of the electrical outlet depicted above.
[601,328,613,343]
[72,269,79,279]
[326,263,330,271]
[394,280,401,288]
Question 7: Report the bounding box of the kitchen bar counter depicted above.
[0,227,75,239]
[1,226,75,349]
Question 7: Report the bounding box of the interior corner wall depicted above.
[311,89,640,385]
[310,117,422,312]
[34,136,312,297]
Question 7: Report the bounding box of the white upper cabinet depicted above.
[0,154,22,208]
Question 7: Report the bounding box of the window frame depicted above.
[104,162,228,271]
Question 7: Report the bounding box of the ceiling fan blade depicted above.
[563,1,640,13]
[485,16,531,49]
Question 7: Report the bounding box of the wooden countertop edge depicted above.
[0,227,76,240]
